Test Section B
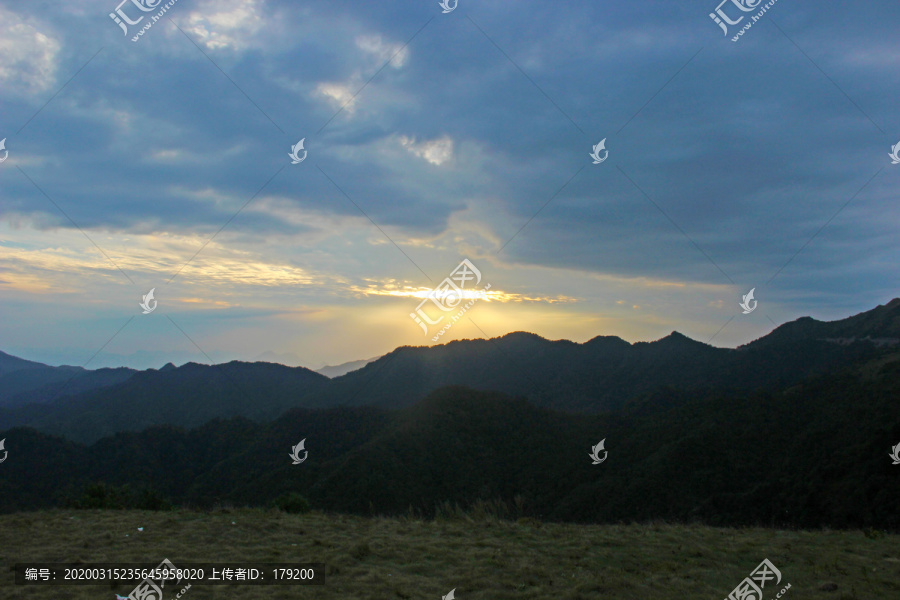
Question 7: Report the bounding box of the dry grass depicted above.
[0,509,898,599]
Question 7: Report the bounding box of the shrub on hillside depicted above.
[63,483,172,510]
[273,492,311,514]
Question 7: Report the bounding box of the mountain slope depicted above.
[1,299,897,442]
[316,356,381,378]
[0,366,136,408]
[744,298,900,348]
[304,299,899,412]
[2,348,898,528]
[0,361,329,444]
[0,350,47,377]
[0,351,136,408]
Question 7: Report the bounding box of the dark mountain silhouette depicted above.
[745,297,900,348]
[0,350,135,408]
[303,300,900,412]
[298,349,900,529]
[316,355,381,378]
[0,361,329,444]
[0,299,897,444]
[1,346,898,529]
[0,350,46,376]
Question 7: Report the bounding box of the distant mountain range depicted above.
[1,346,898,529]
[0,361,329,444]
[315,356,381,378]
[0,299,898,446]
[0,351,135,409]
[316,298,899,413]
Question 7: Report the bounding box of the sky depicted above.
[0,0,898,370]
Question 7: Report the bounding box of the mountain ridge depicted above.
[1,346,897,529]
[0,299,897,443]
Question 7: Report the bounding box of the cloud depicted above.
[181,0,265,50]
[315,81,359,113]
[399,135,454,166]
[347,279,577,304]
[311,29,413,117]
[0,7,60,96]
[0,221,320,295]
[355,34,409,68]
[2,0,899,367]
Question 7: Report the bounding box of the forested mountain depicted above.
[746,297,900,347]
[0,351,135,409]
[0,350,46,377]
[0,299,897,446]
[0,362,328,443]
[302,299,900,411]
[1,346,898,530]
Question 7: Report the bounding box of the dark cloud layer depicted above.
[0,0,897,365]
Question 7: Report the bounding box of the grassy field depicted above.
[0,509,898,599]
